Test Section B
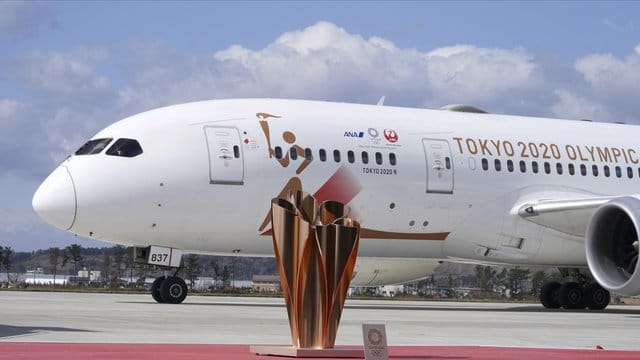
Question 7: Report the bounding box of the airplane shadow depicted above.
[118,301,640,315]
[0,324,94,339]
[119,301,283,308]
[346,304,640,315]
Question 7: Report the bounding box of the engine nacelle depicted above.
[586,196,640,296]
[351,258,441,286]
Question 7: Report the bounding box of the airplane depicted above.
[31,98,640,310]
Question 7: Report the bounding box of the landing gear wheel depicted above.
[540,281,562,309]
[585,283,610,310]
[559,282,586,309]
[151,276,166,303]
[159,276,188,304]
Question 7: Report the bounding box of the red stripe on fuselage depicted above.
[313,165,362,204]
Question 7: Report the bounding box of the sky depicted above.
[1,1,639,251]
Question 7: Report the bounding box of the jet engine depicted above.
[586,196,640,296]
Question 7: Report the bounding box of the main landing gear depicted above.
[539,269,610,310]
[151,274,188,304]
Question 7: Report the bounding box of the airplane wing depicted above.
[516,195,617,237]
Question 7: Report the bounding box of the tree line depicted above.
[2,244,562,298]
[0,244,277,289]
[0,246,14,276]
[474,265,562,300]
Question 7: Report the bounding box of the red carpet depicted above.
[1,343,638,360]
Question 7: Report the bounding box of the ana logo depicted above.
[383,129,398,143]
[344,131,365,138]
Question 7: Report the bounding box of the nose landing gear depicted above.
[151,275,188,304]
[133,246,189,304]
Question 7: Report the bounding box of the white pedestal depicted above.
[250,345,364,358]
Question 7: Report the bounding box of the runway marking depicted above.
[0,343,639,360]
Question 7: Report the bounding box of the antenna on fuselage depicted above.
[376,96,386,106]
[440,104,488,114]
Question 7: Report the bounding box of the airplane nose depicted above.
[32,165,77,231]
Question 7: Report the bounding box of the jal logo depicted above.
[383,129,398,143]
[344,131,365,138]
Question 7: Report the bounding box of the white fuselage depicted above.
[33,99,640,285]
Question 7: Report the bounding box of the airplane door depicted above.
[422,139,454,194]
[204,126,244,185]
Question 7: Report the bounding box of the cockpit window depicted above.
[75,138,113,155]
[106,138,143,158]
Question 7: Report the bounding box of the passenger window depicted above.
[445,157,451,170]
[532,161,539,174]
[544,162,551,174]
[604,165,610,177]
[592,165,599,177]
[556,163,563,175]
[507,160,514,172]
[389,153,397,166]
[361,151,369,164]
[319,149,327,162]
[304,148,313,160]
[616,166,622,178]
[275,146,283,159]
[375,152,383,165]
[290,147,298,160]
[75,138,113,155]
[494,159,501,171]
[333,150,341,162]
[568,163,575,175]
[347,150,355,163]
[580,164,587,176]
[481,158,489,171]
[519,160,526,173]
[106,138,143,158]
[233,145,240,159]
[628,167,634,179]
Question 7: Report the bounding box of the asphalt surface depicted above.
[1,291,639,350]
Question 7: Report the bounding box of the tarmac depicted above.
[1,291,640,359]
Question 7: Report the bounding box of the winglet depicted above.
[376,96,386,106]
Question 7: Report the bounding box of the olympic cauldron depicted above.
[270,191,360,349]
